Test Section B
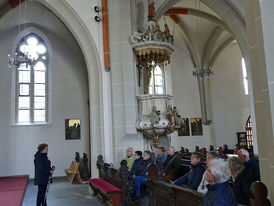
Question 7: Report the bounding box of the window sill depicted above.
[11,122,51,127]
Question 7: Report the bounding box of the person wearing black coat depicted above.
[238,149,260,181]
[133,151,152,198]
[130,151,143,179]
[228,156,256,205]
[34,143,53,206]
[173,152,205,190]
[163,146,180,180]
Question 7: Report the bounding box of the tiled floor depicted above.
[22,178,102,206]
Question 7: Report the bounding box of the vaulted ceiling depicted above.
[155,0,245,68]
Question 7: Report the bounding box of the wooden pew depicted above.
[249,181,271,206]
[89,156,129,206]
[148,179,204,206]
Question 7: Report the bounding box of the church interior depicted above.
[0,0,274,205]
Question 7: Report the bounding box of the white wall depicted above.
[209,43,250,148]
[0,2,89,178]
[170,40,212,152]
[169,34,250,152]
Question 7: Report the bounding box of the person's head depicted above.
[227,156,244,176]
[167,146,175,156]
[206,158,231,185]
[217,146,223,155]
[134,151,142,160]
[127,147,133,157]
[157,147,165,155]
[191,152,203,166]
[143,151,152,160]
[206,151,219,167]
[38,143,48,153]
[234,145,239,154]
[237,149,250,163]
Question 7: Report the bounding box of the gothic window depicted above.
[241,58,249,95]
[16,33,48,124]
[245,116,253,149]
[149,65,165,94]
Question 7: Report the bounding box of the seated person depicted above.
[238,149,260,181]
[228,156,256,205]
[125,147,135,171]
[163,146,180,180]
[154,147,167,164]
[200,158,237,206]
[133,151,152,199]
[130,151,143,180]
[173,152,205,190]
[217,146,227,160]
[197,151,219,194]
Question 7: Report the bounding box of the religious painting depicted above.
[65,119,81,140]
[178,118,190,136]
[190,118,203,136]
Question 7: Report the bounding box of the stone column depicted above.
[245,0,274,201]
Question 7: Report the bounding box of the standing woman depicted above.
[34,143,53,206]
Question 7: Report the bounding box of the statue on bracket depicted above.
[166,105,174,125]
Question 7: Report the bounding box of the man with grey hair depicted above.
[228,156,256,205]
[197,151,219,194]
[200,158,236,206]
[163,146,180,180]
[237,149,260,181]
[133,151,152,200]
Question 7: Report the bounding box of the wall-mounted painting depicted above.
[178,118,190,136]
[65,119,81,140]
[190,118,203,136]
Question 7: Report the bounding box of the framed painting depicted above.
[190,118,203,136]
[178,118,190,136]
[65,119,81,140]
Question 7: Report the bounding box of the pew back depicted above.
[149,179,204,206]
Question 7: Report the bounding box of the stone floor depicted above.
[22,178,103,206]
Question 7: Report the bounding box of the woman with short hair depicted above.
[34,143,53,206]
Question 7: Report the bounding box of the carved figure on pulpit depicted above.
[166,105,174,125]
[173,106,182,126]
[164,23,173,43]
[152,24,163,41]
[143,106,160,126]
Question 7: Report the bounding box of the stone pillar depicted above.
[245,0,274,202]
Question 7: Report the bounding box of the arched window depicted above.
[241,58,249,95]
[245,116,253,149]
[16,33,48,124]
[149,65,165,94]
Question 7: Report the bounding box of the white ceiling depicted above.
[157,0,238,65]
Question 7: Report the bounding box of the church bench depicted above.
[95,156,129,204]
[89,178,122,206]
[148,179,204,206]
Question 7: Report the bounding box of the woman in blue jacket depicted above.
[34,143,53,206]
[133,151,152,199]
